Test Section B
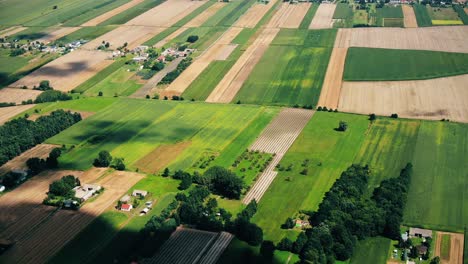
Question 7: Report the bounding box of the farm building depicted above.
[120,194,131,203]
[409,228,432,238]
[140,208,150,215]
[121,204,133,212]
[74,184,102,201]
[132,190,148,197]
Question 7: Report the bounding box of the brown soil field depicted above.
[267,3,312,28]
[81,0,145,26]
[0,26,26,38]
[166,27,243,94]
[153,27,188,48]
[185,2,226,27]
[125,0,206,27]
[83,25,165,50]
[11,49,114,92]
[345,26,468,53]
[317,47,347,110]
[206,28,280,103]
[0,88,42,104]
[338,74,468,123]
[402,5,418,28]
[0,144,60,176]
[134,141,191,174]
[0,169,142,264]
[434,232,464,264]
[234,0,279,28]
[35,27,81,44]
[0,104,35,125]
[309,3,336,29]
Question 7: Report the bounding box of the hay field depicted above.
[435,232,464,264]
[402,4,418,28]
[206,28,280,103]
[35,27,81,44]
[309,3,336,29]
[125,0,205,27]
[0,104,35,125]
[184,2,226,27]
[338,74,468,123]
[0,144,59,175]
[234,0,279,28]
[267,3,312,29]
[81,0,145,26]
[0,88,42,104]
[11,50,113,92]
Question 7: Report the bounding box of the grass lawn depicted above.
[234,29,336,107]
[84,63,143,97]
[413,4,432,27]
[252,112,370,242]
[403,121,468,232]
[344,47,468,81]
[349,237,391,264]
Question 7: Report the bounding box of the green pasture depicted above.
[252,112,369,242]
[73,59,127,93]
[84,64,142,97]
[403,121,468,232]
[234,29,336,107]
[344,47,468,81]
[413,4,432,27]
[349,237,391,264]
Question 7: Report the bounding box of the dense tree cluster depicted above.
[34,90,72,103]
[200,166,244,199]
[0,102,15,108]
[226,200,264,246]
[0,110,81,166]
[26,147,62,175]
[160,57,193,84]
[93,150,112,167]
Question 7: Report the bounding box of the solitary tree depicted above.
[93,151,112,167]
[369,113,376,121]
[112,158,125,171]
[337,121,348,132]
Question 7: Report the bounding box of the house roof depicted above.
[121,204,132,210]
[409,228,432,237]
[133,190,148,196]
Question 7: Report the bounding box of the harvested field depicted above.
[125,0,205,27]
[134,141,191,174]
[81,0,145,26]
[267,3,312,28]
[0,144,59,176]
[234,0,279,28]
[243,108,314,204]
[35,27,81,44]
[0,104,35,125]
[83,25,165,50]
[185,2,226,27]
[0,170,143,264]
[215,44,238,61]
[0,26,26,38]
[338,74,468,123]
[343,26,468,53]
[402,5,418,28]
[309,3,336,29]
[11,50,114,92]
[434,232,464,264]
[317,47,347,109]
[206,28,280,103]
[153,27,188,48]
[143,228,233,264]
[166,27,243,94]
[0,88,42,104]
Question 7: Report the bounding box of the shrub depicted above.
[390,113,398,118]
[337,121,348,132]
[187,35,199,43]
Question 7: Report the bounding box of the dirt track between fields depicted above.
[267,3,312,28]
[234,0,279,28]
[0,88,42,104]
[0,104,35,125]
[338,74,468,123]
[402,5,418,28]
[434,232,464,264]
[0,144,60,176]
[81,0,145,26]
[309,3,336,29]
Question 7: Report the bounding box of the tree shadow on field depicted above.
[35,61,94,77]
[13,32,48,41]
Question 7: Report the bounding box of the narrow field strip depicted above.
[34,27,82,44]
[234,0,279,28]
[309,3,336,29]
[0,88,42,104]
[185,2,227,27]
[0,26,26,38]
[81,0,145,27]
[197,232,234,264]
[402,4,418,28]
[317,47,347,110]
[0,104,36,125]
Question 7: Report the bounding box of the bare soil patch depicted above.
[309,3,336,29]
[267,3,312,28]
[434,232,464,264]
[81,0,145,26]
[0,88,42,104]
[339,74,468,123]
[185,2,226,27]
[0,144,60,176]
[11,50,114,92]
[0,104,35,125]
[402,5,418,28]
[135,141,191,174]
[317,47,347,109]
[206,28,280,103]
[35,27,81,44]
[234,0,279,28]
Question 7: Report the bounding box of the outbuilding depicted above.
[132,190,148,197]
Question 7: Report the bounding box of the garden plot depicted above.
[10,50,113,92]
[243,108,314,204]
[35,27,81,44]
[125,0,205,27]
[0,88,42,104]
[434,232,464,264]
[338,74,468,123]
[0,170,143,264]
[234,0,279,28]
[0,104,35,125]
[165,27,243,94]
[81,0,145,26]
[309,3,336,29]
[267,3,312,28]
[206,28,280,103]
[402,5,418,28]
[0,144,59,175]
[184,2,226,27]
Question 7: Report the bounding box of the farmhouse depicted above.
[121,203,133,212]
[132,189,148,197]
[74,184,102,202]
[409,228,432,238]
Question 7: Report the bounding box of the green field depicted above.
[349,237,391,264]
[413,4,432,27]
[344,47,468,81]
[376,6,403,27]
[440,234,451,260]
[403,121,468,232]
[333,3,353,28]
[453,5,468,25]
[99,0,164,25]
[203,0,255,27]
[233,29,336,107]
[84,63,143,97]
[252,112,369,242]
[299,4,319,29]
[54,26,116,44]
